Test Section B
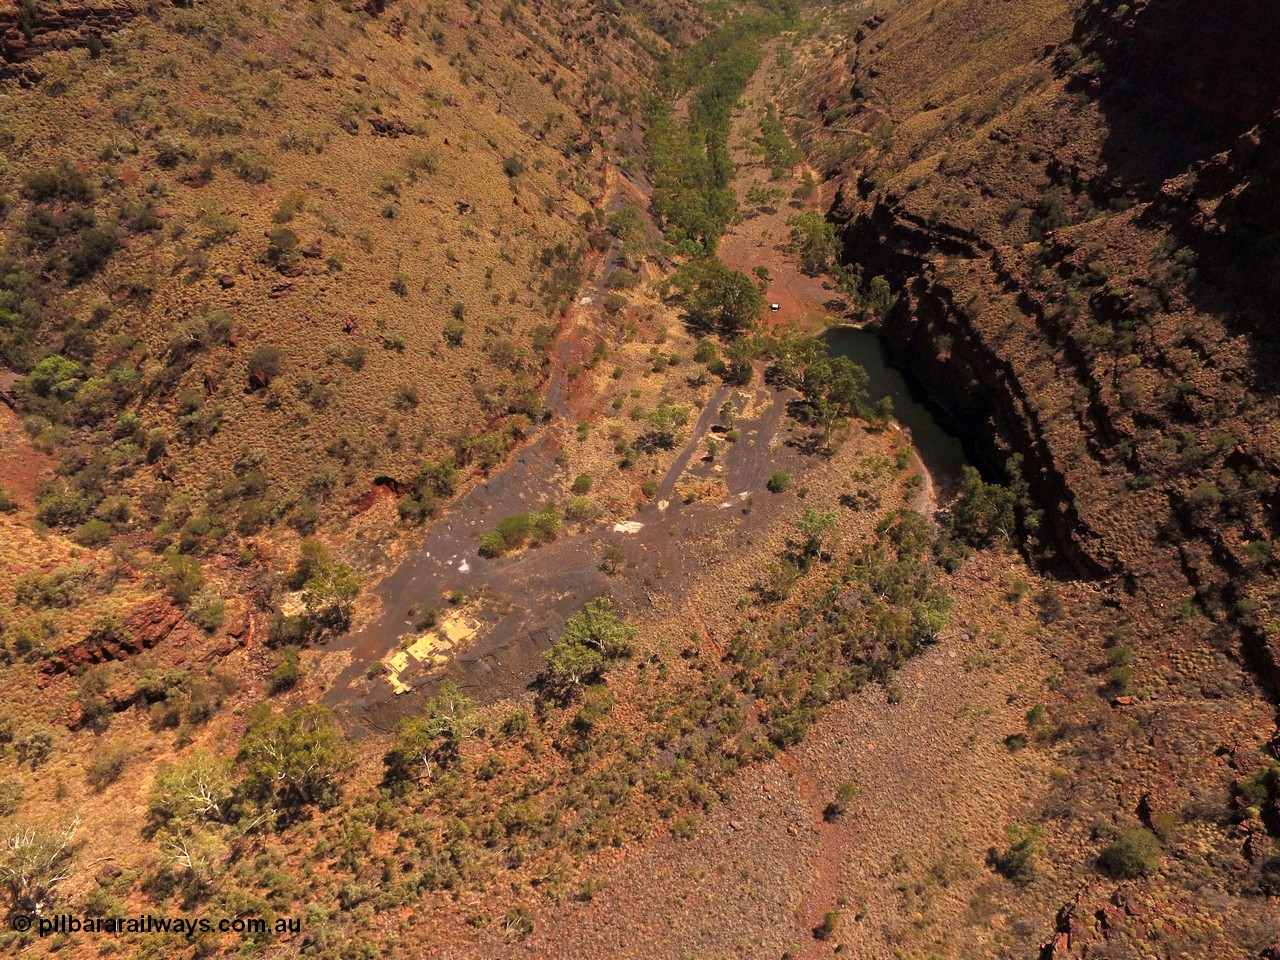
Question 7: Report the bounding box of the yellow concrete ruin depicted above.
[382,609,481,695]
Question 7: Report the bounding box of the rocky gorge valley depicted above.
[0,1,1277,958]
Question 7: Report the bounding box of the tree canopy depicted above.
[950,466,1017,546]
[237,705,350,815]
[673,259,764,338]
[385,681,476,785]
[542,598,635,692]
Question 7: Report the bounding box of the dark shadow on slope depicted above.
[1075,0,1280,192]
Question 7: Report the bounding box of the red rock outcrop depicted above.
[0,1,140,80]
[40,598,188,678]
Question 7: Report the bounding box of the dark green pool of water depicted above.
[825,326,970,490]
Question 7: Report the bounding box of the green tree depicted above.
[723,336,763,385]
[867,275,897,319]
[643,404,691,450]
[0,817,81,917]
[148,752,234,829]
[301,556,361,632]
[769,333,826,389]
[562,598,635,658]
[794,507,837,566]
[787,212,837,275]
[237,705,350,814]
[800,355,868,443]
[674,259,764,338]
[384,681,476,784]
[950,466,1017,547]
[543,599,634,692]
[543,637,604,690]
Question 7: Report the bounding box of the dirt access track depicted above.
[323,160,826,731]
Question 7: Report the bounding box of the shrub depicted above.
[247,346,284,387]
[35,485,91,527]
[66,228,118,280]
[814,909,840,940]
[502,155,526,178]
[266,226,299,268]
[342,344,367,371]
[26,355,86,399]
[85,745,132,792]
[572,475,593,495]
[991,823,1041,881]
[15,566,86,609]
[1097,828,1161,879]
[565,496,598,524]
[15,726,55,767]
[159,551,205,605]
[1188,481,1222,515]
[272,189,307,223]
[530,506,561,543]
[71,518,111,546]
[767,470,790,493]
[0,777,23,817]
[186,588,226,631]
[479,531,508,558]
[1259,856,1280,897]
[23,163,94,203]
[496,513,533,549]
[823,780,858,821]
[272,645,303,692]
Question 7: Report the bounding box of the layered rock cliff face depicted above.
[785,3,1280,952]
[0,0,141,79]
[791,0,1280,680]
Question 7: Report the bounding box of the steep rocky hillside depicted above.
[792,0,1280,667]
[0,0,699,527]
[0,0,698,683]
[780,0,1280,954]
